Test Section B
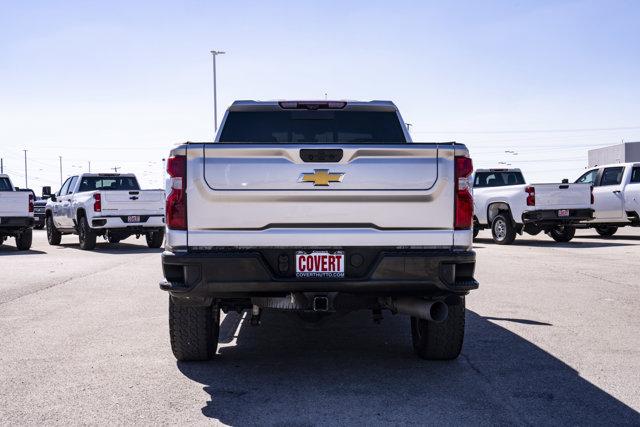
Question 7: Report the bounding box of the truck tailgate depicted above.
[0,192,29,217]
[100,190,165,216]
[533,183,592,209]
[184,143,460,247]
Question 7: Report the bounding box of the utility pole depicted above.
[88,161,91,173]
[1,158,3,174]
[59,156,63,185]
[112,166,120,173]
[210,50,226,135]
[23,149,28,188]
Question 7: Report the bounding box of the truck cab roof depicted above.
[228,100,399,112]
[474,168,522,173]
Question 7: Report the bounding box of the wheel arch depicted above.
[487,202,512,224]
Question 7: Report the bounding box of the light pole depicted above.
[23,149,28,188]
[59,156,63,185]
[210,50,226,135]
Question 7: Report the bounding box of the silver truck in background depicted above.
[0,174,34,250]
[160,100,478,362]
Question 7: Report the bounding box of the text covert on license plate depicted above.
[558,209,570,217]
[127,215,140,223]
[296,251,345,278]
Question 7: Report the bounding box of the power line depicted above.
[412,125,640,135]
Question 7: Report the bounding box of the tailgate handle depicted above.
[300,149,343,163]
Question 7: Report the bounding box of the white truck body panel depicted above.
[47,173,165,231]
[575,162,640,224]
[473,169,592,225]
[180,143,469,248]
[0,175,31,218]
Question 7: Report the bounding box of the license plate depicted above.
[127,215,140,223]
[296,251,345,278]
[558,209,570,217]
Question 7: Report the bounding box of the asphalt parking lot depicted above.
[1,229,639,425]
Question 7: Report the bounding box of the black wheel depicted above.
[549,225,575,242]
[46,216,62,245]
[34,224,44,230]
[411,297,465,360]
[169,297,219,361]
[145,229,165,248]
[107,236,121,244]
[491,213,516,245]
[78,215,97,250]
[473,224,479,239]
[595,225,618,237]
[15,229,32,250]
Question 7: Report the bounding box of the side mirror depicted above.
[561,179,569,184]
[42,186,51,197]
[50,194,57,202]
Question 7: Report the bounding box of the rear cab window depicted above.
[0,177,13,191]
[78,176,140,192]
[630,166,640,183]
[219,111,407,143]
[575,169,599,185]
[473,171,525,188]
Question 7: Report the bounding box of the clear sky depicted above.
[2,0,639,192]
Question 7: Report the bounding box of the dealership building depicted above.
[588,141,640,167]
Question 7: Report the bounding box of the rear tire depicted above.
[46,216,62,245]
[491,214,516,245]
[146,229,165,248]
[595,225,618,237]
[34,224,44,230]
[473,224,479,239]
[15,229,32,250]
[549,225,575,242]
[411,297,465,360]
[169,297,219,361]
[78,216,97,250]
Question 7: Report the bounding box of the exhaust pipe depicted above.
[380,297,448,322]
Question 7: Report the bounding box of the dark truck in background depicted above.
[160,100,478,361]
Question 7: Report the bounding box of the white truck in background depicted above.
[160,100,479,362]
[45,173,165,250]
[473,168,594,244]
[574,162,640,236]
[0,174,34,250]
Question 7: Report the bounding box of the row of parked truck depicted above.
[1,163,639,251]
[1,100,640,362]
[0,173,165,251]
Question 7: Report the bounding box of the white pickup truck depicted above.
[473,168,594,244]
[45,173,165,250]
[574,162,640,236]
[0,174,34,250]
[160,100,479,362]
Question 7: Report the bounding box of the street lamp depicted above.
[210,50,226,135]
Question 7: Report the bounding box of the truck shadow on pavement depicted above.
[473,237,634,248]
[58,242,163,254]
[178,310,639,425]
[0,246,47,255]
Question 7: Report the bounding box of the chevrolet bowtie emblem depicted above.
[299,169,345,186]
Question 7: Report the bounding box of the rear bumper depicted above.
[89,215,165,230]
[0,216,34,231]
[522,208,594,225]
[159,248,478,299]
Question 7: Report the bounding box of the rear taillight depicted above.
[28,194,34,213]
[525,186,535,206]
[590,186,594,204]
[166,155,187,230]
[454,156,473,229]
[93,193,102,212]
